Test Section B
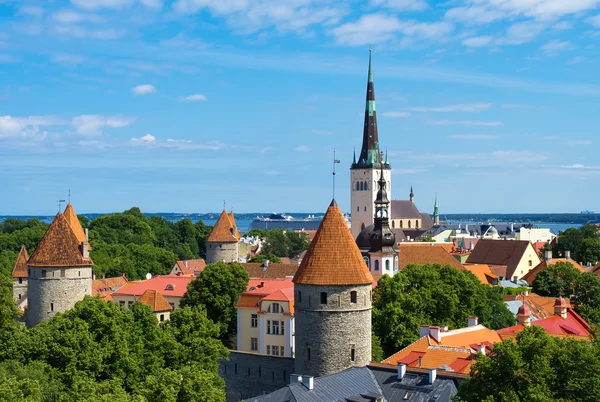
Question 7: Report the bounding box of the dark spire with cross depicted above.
[352,49,389,170]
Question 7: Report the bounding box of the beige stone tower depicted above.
[206,210,240,264]
[26,210,93,327]
[293,200,374,377]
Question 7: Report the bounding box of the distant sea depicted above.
[1,212,594,235]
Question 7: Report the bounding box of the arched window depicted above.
[392,221,395,228]
[356,182,360,191]
[363,256,370,269]
[408,220,412,228]
[364,181,368,190]
[374,260,380,271]
[400,221,403,228]
[415,220,418,228]
[385,260,390,271]
[359,182,363,191]
[165,284,174,291]
[364,206,367,212]
[357,206,359,212]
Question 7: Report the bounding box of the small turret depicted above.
[433,194,440,226]
[409,186,414,203]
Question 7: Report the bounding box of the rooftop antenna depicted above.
[223,200,226,211]
[57,199,66,212]
[68,189,71,204]
[332,149,340,200]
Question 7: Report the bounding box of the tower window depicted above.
[351,291,357,304]
[42,270,46,278]
[357,206,359,212]
[61,269,65,278]
[18,278,22,284]
[392,221,395,228]
[364,206,367,212]
[374,260,379,271]
[297,291,302,303]
[160,314,165,322]
[385,260,390,271]
[320,292,327,305]
[351,346,356,362]
[307,346,311,361]
[50,303,54,312]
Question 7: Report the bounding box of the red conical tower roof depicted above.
[64,203,90,250]
[28,213,93,267]
[207,210,238,243]
[11,245,29,278]
[293,200,373,286]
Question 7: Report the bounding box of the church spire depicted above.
[369,168,395,253]
[353,50,382,169]
[409,186,414,202]
[433,194,440,226]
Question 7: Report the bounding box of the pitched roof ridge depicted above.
[382,336,429,363]
[567,308,592,331]
[427,345,473,353]
[442,324,486,337]
[63,203,88,246]
[12,245,29,278]
[207,209,237,243]
[293,201,373,285]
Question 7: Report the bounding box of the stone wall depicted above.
[294,283,372,377]
[26,266,92,327]
[219,351,295,402]
[206,242,239,264]
[13,278,27,302]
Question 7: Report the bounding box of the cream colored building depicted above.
[515,228,555,243]
[467,239,541,281]
[111,275,193,311]
[236,278,294,358]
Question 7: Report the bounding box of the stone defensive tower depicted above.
[11,245,29,304]
[206,210,240,264]
[293,200,374,377]
[26,208,93,327]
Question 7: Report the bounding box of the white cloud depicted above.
[462,36,493,47]
[429,120,503,126]
[295,145,311,152]
[52,25,124,40]
[370,0,427,11]
[405,103,491,112]
[541,39,573,53]
[448,134,498,139]
[132,84,156,96]
[589,14,600,26]
[498,21,547,45]
[51,9,103,23]
[560,164,600,169]
[71,115,136,136]
[131,133,156,145]
[332,14,452,46]
[568,139,593,145]
[71,0,134,10]
[19,6,45,17]
[553,21,573,30]
[180,94,207,102]
[567,56,585,65]
[382,111,411,117]
[173,0,346,34]
[51,53,85,66]
[130,135,231,150]
[0,115,61,139]
[444,6,506,24]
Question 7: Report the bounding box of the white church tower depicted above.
[351,51,391,238]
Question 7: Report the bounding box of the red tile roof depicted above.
[398,244,465,271]
[462,263,498,286]
[11,245,29,278]
[522,258,587,285]
[497,308,591,340]
[112,275,193,298]
[28,213,93,267]
[138,289,173,312]
[207,210,238,243]
[172,259,206,276]
[293,200,373,286]
[503,292,571,320]
[93,275,129,299]
[229,212,241,240]
[63,203,89,249]
[241,262,298,279]
[237,278,294,313]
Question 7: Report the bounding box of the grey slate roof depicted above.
[247,366,461,402]
[391,200,422,219]
[420,213,434,231]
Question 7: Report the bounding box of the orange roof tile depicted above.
[522,258,587,285]
[497,309,591,340]
[93,275,129,296]
[207,210,237,243]
[503,292,572,320]
[28,213,93,267]
[398,244,465,271]
[112,275,193,298]
[138,289,172,312]
[11,245,29,278]
[172,259,206,276]
[229,212,241,240]
[241,262,298,279]
[63,203,88,248]
[236,278,295,314]
[463,263,498,286]
[293,200,373,286]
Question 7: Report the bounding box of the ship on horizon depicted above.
[250,213,350,231]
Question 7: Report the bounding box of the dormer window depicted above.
[269,303,281,313]
[165,284,174,291]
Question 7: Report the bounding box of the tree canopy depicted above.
[180,261,249,344]
[455,326,600,402]
[261,229,310,259]
[373,264,515,357]
[552,224,600,265]
[249,253,282,264]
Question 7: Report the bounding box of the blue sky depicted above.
[1,0,600,215]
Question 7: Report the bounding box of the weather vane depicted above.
[57,199,66,212]
[332,149,340,200]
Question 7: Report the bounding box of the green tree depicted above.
[262,229,287,257]
[455,326,600,402]
[373,264,515,356]
[532,261,580,297]
[249,253,282,264]
[371,333,384,362]
[262,229,310,258]
[180,262,249,342]
[554,224,600,263]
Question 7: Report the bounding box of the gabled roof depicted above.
[398,244,465,271]
[63,203,88,246]
[497,308,591,340]
[171,259,206,276]
[467,239,535,279]
[391,200,422,219]
[240,262,298,279]
[138,289,172,312]
[207,210,238,243]
[93,275,129,299]
[236,278,294,313]
[522,258,587,285]
[503,293,572,321]
[28,213,93,267]
[11,245,29,278]
[463,263,498,286]
[293,200,373,286]
[112,275,193,298]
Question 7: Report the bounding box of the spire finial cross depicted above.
[57,199,66,212]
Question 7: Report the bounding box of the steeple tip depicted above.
[329,199,338,207]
